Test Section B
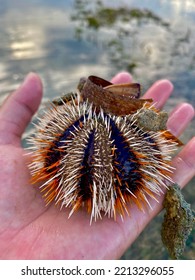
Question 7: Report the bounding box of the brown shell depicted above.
[78,75,152,116]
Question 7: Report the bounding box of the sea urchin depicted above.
[28,76,181,222]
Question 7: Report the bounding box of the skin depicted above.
[0,72,194,260]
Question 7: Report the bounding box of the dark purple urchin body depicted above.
[29,97,178,222]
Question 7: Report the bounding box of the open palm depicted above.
[0,72,194,259]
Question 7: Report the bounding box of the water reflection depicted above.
[169,0,195,12]
[72,0,195,107]
[0,1,113,102]
[9,26,46,60]
[0,0,194,107]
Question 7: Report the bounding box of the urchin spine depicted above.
[28,99,178,222]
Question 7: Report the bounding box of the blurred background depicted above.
[0,0,194,259]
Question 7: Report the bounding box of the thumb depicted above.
[0,73,43,146]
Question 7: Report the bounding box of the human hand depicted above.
[0,72,194,259]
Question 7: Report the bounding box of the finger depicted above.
[165,102,195,185]
[171,137,195,187]
[167,103,195,136]
[0,73,43,146]
[111,72,133,84]
[143,79,174,109]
